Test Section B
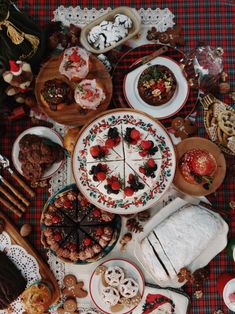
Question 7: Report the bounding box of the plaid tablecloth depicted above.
[1,1,235,313]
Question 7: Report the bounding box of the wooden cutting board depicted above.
[0,211,60,308]
[35,52,113,126]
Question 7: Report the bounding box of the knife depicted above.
[173,187,230,218]
[125,45,169,74]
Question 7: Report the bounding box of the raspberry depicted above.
[52,215,60,224]
[141,140,153,150]
[147,158,156,168]
[114,136,121,145]
[105,138,115,148]
[96,227,104,236]
[111,181,121,191]
[93,209,101,217]
[96,172,106,181]
[130,129,141,140]
[139,166,146,174]
[139,150,148,157]
[131,139,138,145]
[102,146,109,155]
[128,174,134,182]
[54,233,62,242]
[83,237,92,246]
[90,145,101,157]
[124,187,134,197]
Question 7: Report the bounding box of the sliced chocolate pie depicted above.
[41,186,120,263]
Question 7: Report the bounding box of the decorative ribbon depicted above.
[0,11,40,59]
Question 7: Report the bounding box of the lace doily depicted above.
[53,6,175,32]
[0,232,41,314]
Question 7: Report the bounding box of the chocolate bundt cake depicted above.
[0,250,27,309]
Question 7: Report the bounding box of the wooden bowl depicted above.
[173,137,226,196]
[35,52,112,126]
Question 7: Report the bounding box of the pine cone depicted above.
[126,218,143,233]
[137,209,150,222]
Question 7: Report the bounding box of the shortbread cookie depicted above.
[104,266,125,287]
[218,111,235,136]
[213,101,227,117]
[102,287,120,306]
[118,278,139,299]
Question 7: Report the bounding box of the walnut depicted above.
[119,233,132,251]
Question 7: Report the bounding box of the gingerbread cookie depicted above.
[147,25,185,46]
[171,117,197,139]
[63,275,88,299]
[57,299,79,314]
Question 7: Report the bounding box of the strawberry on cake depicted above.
[74,79,106,110]
[59,47,90,81]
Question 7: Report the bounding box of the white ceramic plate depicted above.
[72,109,176,214]
[12,126,65,180]
[134,197,229,288]
[223,278,235,312]
[123,56,189,119]
[132,283,190,314]
[89,258,145,314]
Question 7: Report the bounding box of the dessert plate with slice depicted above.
[134,197,228,288]
[173,137,226,196]
[89,258,145,314]
[124,56,189,119]
[12,126,65,181]
[72,109,176,214]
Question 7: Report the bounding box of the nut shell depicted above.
[20,224,32,237]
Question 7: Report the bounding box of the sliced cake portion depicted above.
[148,232,177,280]
[87,162,119,187]
[141,238,169,282]
[98,161,124,199]
[124,163,148,197]
[97,125,124,160]
[125,158,162,188]
[153,205,222,275]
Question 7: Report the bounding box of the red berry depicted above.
[139,166,146,174]
[52,215,60,224]
[111,181,121,191]
[96,172,106,181]
[83,237,92,246]
[70,243,77,251]
[130,129,141,140]
[141,140,153,150]
[128,174,134,182]
[63,200,73,209]
[93,209,101,217]
[114,136,121,145]
[131,139,137,145]
[147,158,156,168]
[102,146,109,155]
[105,138,115,148]
[124,187,134,197]
[90,145,100,157]
[54,233,62,242]
[139,150,148,157]
[96,227,104,236]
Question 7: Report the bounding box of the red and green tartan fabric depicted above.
[1,1,235,313]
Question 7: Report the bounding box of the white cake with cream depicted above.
[141,205,223,282]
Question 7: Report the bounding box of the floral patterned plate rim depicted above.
[72,109,176,214]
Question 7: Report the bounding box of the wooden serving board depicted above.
[35,52,113,126]
[0,211,60,307]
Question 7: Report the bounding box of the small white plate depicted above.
[12,126,65,180]
[134,197,228,288]
[89,258,145,314]
[223,278,235,312]
[123,56,189,119]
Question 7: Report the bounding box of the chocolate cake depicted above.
[137,65,177,106]
[0,250,27,310]
[41,187,120,263]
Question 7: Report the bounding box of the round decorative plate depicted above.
[89,258,145,314]
[41,184,121,264]
[173,137,226,196]
[72,109,176,214]
[112,44,198,127]
[12,126,65,180]
[124,56,189,119]
[35,51,112,126]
